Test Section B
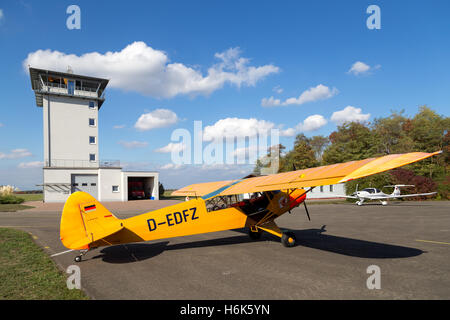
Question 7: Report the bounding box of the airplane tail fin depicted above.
[391,185,401,197]
[60,191,123,250]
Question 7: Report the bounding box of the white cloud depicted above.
[348,61,380,75]
[160,163,184,170]
[331,106,371,125]
[18,161,44,168]
[280,127,296,137]
[0,149,32,160]
[203,118,275,141]
[273,85,283,94]
[155,142,186,153]
[0,9,4,22]
[134,109,178,131]
[279,114,328,137]
[261,84,338,107]
[113,124,125,129]
[117,140,148,149]
[261,96,281,107]
[296,114,328,131]
[23,42,279,98]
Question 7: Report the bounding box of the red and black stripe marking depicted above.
[84,204,96,212]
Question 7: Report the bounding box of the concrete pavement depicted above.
[1,200,449,299]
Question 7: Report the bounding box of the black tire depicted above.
[248,228,262,240]
[281,232,296,247]
[74,255,82,263]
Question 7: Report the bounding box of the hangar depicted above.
[29,67,159,202]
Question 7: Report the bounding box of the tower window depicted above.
[320,186,324,192]
[89,118,96,126]
[112,185,119,193]
[89,101,95,109]
[89,136,96,144]
[329,185,333,192]
[89,154,96,162]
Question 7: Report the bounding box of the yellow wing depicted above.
[172,151,441,199]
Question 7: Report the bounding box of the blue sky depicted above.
[0,0,449,189]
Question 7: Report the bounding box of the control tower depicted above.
[29,67,159,202]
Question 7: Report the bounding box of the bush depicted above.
[390,168,437,199]
[159,182,165,197]
[0,195,25,204]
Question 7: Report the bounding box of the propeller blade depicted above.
[303,201,311,221]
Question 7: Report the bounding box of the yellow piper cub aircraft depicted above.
[60,151,441,262]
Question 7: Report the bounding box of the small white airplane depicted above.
[339,184,437,206]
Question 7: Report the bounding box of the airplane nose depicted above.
[288,189,307,208]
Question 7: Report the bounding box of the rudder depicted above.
[60,191,123,250]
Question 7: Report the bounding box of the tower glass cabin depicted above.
[29,67,109,168]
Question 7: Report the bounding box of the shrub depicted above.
[0,195,25,204]
[159,182,165,196]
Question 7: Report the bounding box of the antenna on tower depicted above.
[67,65,73,74]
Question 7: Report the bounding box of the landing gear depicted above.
[74,249,90,262]
[380,201,388,206]
[281,232,296,247]
[248,227,262,240]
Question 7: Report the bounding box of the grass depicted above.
[0,204,35,212]
[0,228,89,300]
[14,193,44,202]
[160,189,185,200]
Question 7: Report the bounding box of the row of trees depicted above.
[254,106,449,199]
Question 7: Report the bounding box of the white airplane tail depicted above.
[385,185,415,197]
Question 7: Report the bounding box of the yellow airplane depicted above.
[60,151,441,262]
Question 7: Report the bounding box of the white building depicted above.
[29,67,159,202]
[306,183,346,199]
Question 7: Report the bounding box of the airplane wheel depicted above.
[281,232,296,247]
[357,201,362,206]
[74,255,82,263]
[248,228,262,240]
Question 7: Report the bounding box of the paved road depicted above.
[1,201,449,299]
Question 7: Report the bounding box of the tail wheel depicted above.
[248,227,262,240]
[281,232,296,247]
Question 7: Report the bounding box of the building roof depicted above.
[29,67,109,109]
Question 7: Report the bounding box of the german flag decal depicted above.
[84,204,96,212]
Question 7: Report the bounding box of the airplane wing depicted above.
[387,192,437,199]
[172,151,442,199]
[335,194,359,199]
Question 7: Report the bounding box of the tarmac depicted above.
[0,200,449,299]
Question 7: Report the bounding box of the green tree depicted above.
[372,110,415,155]
[322,122,377,164]
[253,144,286,175]
[279,134,319,172]
[407,106,449,179]
[309,135,330,163]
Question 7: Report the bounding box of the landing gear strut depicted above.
[248,227,262,240]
